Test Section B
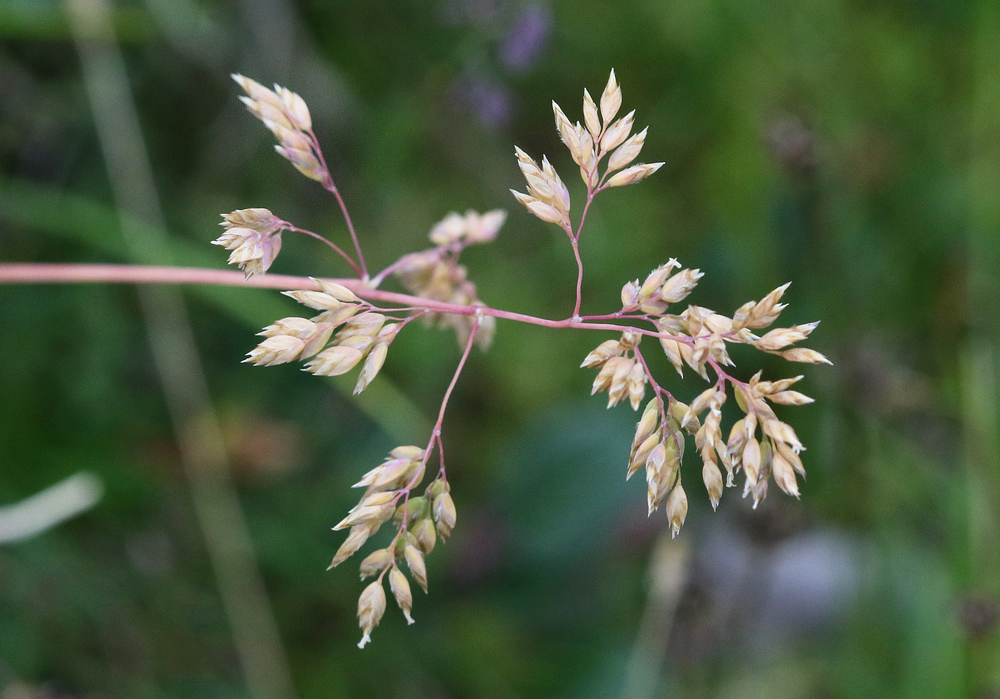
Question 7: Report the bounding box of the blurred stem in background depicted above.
[64,0,295,696]
[622,537,690,699]
[963,0,1000,692]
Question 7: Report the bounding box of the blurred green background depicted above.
[3,0,1000,696]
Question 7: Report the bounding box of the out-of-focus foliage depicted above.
[2,0,999,696]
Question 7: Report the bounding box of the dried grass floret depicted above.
[356,581,386,649]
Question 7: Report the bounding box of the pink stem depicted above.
[329,186,368,281]
[392,318,480,524]
[632,344,672,413]
[570,238,585,319]
[307,127,368,280]
[436,439,447,480]
[432,318,480,435]
[286,225,361,277]
[569,190,598,318]
[0,262,678,339]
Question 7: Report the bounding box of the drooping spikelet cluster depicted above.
[212,207,286,279]
[391,210,504,350]
[582,330,648,410]
[325,446,456,648]
[218,101,502,647]
[231,74,328,184]
[583,260,829,536]
[243,278,400,394]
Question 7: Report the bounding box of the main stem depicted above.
[0,263,670,339]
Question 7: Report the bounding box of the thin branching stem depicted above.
[570,239,585,318]
[569,189,599,318]
[321,179,368,281]
[432,317,481,435]
[286,225,361,277]
[331,187,368,280]
[309,127,368,279]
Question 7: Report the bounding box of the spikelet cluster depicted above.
[243,278,400,394]
[585,263,829,534]
[392,210,503,350]
[326,446,457,648]
[231,74,327,183]
[627,399,692,536]
[511,70,663,230]
[581,330,648,410]
[428,209,507,247]
[211,208,285,279]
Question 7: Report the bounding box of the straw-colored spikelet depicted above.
[358,548,393,580]
[389,567,415,624]
[510,147,572,231]
[432,491,456,540]
[404,544,428,594]
[665,484,688,538]
[357,581,386,649]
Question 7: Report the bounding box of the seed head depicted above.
[581,339,624,368]
[357,580,387,649]
[305,346,364,377]
[243,335,306,366]
[702,452,724,511]
[355,342,389,394]
[666,484,688,538]
[779,347,833,365]
[328,523,375,570]
[659,268,703,304]
[432,492,457,539]
[404,544,428,593]
[600,110,635,154]
[358,548,393,580]
[772,450,800,497]
[600,69,622,124]
[582,89,601,141]
[212,227,282,279]
[607,127,648,173]
[221,208,281,233]
[628,431,660,481]
[389,567,415,624]
[413,518,437,555]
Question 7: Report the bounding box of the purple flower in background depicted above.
[454,74,512,128]
[501,3,551,72]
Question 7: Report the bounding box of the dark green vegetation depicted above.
[2,0,1000,696]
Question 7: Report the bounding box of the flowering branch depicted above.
[4,70,829,647]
